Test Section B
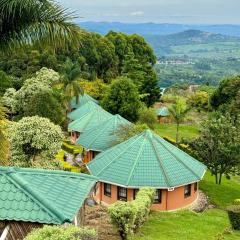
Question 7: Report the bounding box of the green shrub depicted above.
[62,141,83,155]
[233,199,240,205]
[227,205,240,230]
[108,202,137,240]
[133,188,155,230]
[108,188,154,240]
[25,225,97,240]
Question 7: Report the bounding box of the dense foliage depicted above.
[108,188,154,240]
[0,101,9,165]
[102,77,142,122]
[227,205,240,230]
[9,116,64,169]
[25,225,97,240]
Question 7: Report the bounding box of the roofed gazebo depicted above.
[87,130,206,211]
[70,93,98,111]
[156,106,170,123]
[77,114,132,163]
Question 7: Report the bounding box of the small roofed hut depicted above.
[0,167,97,240]
[68,107,112,143]
[70,94,98,111]
[77,114,132,163]
[156,106,170,124]
[87,130,206,211]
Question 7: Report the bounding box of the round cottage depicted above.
[87,130,206,211]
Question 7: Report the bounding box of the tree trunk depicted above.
[176,123,179,145]
[215,173,218,184]
[218,173,222,185]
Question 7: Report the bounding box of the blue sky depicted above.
[57,0,240,24]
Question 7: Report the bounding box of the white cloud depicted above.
[130,11,144,16]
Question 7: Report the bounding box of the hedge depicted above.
[108,188,155,240]
[62,141,83,155]
[163,136,192,154]
[227,205,240,230]
[56,150,81,173]
[25,225,97,240]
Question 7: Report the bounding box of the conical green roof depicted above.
[68,107,112,133]
[156,107,170,117]
[70,94,98,110]
[68,101,100,121]
[87,130,206,188]
[77,114,132,152]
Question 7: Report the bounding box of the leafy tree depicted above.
[25,225,97,240]
[0,70,12,96]
[23,90,65,125]
[114,123,149,145]
[0,101,9,165]
[187,91,210,112]
[168,98,189,144]
[2,88,17,116]
[79,79,108,100]
[138,107,157,130]
[189,113,240,185]
[9,116,64,169]
[0,0,82,51]
[210,76,240,109]
[102,77,141,122]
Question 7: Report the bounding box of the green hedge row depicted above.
[25,225,97,240]
[108,188,155,240]
[163,136,192,153]
[62,141,83,155]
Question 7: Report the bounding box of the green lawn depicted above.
[130,173,240,240]
[154,123,200,140]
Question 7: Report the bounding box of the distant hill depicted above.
[79,22,240,37]
[144,30,240,56]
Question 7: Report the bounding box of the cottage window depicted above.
[194,182,198,192]
[184,184,191,198]
[117,187,127,201]
[154,189,162,203]
[133,189,139,200]
[104,183,111,197]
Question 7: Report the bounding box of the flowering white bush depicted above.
[9,116,64,168]
[2,88,18,114]
[35,67,60,86]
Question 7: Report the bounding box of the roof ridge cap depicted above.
[126,136,146,185]
[156,136,203,179]
[89,133,144,177]
[149,134,173,187]
[5,171,69,224]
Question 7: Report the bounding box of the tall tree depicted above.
[189,113,240,185]
[102,77,141,122]
[0,101,9,165]
[168,98,189,144]
[0,0,82,51]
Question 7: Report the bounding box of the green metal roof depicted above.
[70,94,98,110]
[68,107,112,133]
[87,130,206,189]
[76,114,132,152]
[68,101,100,121]
[0,167,97,225]
[156,107,170,117]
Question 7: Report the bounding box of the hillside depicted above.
[79,22,240,37]
[144,30,240,57]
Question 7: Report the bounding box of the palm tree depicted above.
[168,98,189,144]
[0,0,82,51]
[60,59,84,112]
[0,101,9,165]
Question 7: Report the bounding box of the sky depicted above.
[57,0,240,24]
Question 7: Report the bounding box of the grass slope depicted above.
[130,173,240,240]
[154,123,199,140]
